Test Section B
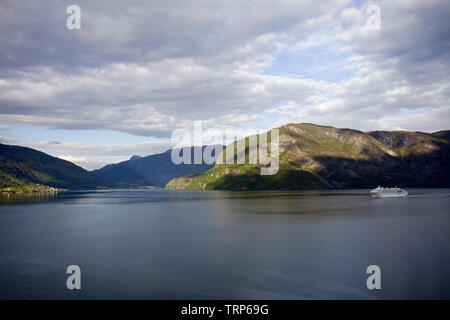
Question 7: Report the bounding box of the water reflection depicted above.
[0,192,59,205]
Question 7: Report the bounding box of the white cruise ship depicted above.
[370,186,408,198]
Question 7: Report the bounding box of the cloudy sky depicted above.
[0,0,449,169]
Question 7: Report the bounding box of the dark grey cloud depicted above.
[0,0,341,69]
[340,1,450,84]
[275,0,450,132]
[0,0,449,140]
[1,0,344,137]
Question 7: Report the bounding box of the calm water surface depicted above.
[0,189,449,299]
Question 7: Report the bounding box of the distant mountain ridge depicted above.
[0,143,115,190]
[2,124,449,192]
[92,145,222,187]
[166,123,450,190]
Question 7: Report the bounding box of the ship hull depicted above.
[370,191,408,198]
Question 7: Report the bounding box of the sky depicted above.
[0,0,449,170]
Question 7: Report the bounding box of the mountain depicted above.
[0,143,115,190]
[166,123,450,190]
[92,145,222,187]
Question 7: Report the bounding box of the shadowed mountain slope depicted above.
[0,143,115,190]
[92,145,222,187]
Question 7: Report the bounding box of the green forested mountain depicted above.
[166,123,450,190]
[0,143,115,190]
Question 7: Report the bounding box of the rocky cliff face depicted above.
[166,123,450,190]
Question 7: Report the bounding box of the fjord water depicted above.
[0,189,449,299]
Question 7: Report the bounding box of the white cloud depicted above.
[274,0,450,132]
[0,137,174,170]
[0,0,449,166]
[0,59,329,136]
